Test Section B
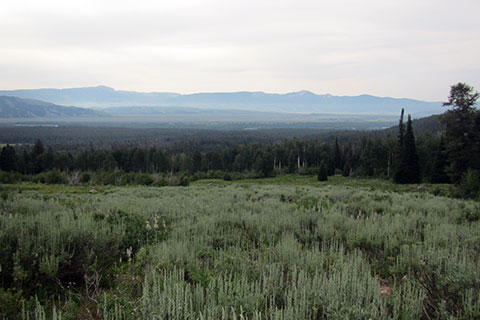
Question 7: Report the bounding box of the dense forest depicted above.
[0,83,479,197]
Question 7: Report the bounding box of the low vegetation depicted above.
[1,177,479,319]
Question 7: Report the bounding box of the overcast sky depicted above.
[1,0,479,101]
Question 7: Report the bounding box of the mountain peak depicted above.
[287,90,314,96]
[93,85,115,91]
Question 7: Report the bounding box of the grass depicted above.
[192,174,453,196]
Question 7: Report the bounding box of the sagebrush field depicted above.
[1,177,479,319]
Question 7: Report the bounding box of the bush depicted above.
[317,162,328,181]
[135,173,154,186]
[0,170,21,184]
[80,172,91,183]
[154,177,168,187]
[457,169,480,199]
[45,169,66,184]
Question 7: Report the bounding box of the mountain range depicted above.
[0,86,443,116]
[0,96,105,118]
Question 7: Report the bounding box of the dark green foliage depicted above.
[132,148,147,172]
[0,170,21,183]
[192,150,202,173]
[395,108,405,166]
[79,171,90,183]
[317,161,328,181]
[457,169,480,199]
[0,144,18,172]
[258,151,274,178]
[343,162,351,177]
[45,169,66,184]
[441,83,480,183]
[394,114,420,184]
[443,82,479,111]
[31,139,44,158]
[106,210,150,255]
[430,136,449,184]
[403,115,420,183]
[0,120,451,186]
[334,137,343,170]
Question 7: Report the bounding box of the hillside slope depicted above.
[0,96,106,118]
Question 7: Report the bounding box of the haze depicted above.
[1,0,479,101]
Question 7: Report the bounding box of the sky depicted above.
[0,0,479,101]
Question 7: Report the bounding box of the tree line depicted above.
[0,129,440,181]
[1,83,478,195]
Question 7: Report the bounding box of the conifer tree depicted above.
[393,109,405,183]
[192,150,202,173]
[430,136,450,183]
[342,162,351,177]
[442,82,480,182]
[317,161,328,181]
[403,114,420,183]
[394,112,420,183]
[0,144,18,172]
[334,137,343,170]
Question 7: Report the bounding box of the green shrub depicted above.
[134,173,154,186]
[45,169,66,184]
[457,169,480,199]
[80,171,91,183]
[0,170,21,184]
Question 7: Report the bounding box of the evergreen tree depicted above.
[395,108,405,168]
[152,150,169,173]
[395,114,420,183]
[393,109,405,183]
[259,151,274,178]
[441,82,480,182]
[192,150,202,173]
[31,139,44,159]
[0,145,18,172]
[317,161,328,181]
[342,162,351,177]
[132,148,147,172]
[334,137,343,170]
[403,115,421,183]
[430,136,449,184]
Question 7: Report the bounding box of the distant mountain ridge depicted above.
[0,86,443,116]
[0,96,106,118]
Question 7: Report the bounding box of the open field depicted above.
[1,177,479,319]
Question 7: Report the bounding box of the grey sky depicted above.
[1,0,479,101]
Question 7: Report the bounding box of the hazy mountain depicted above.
[0,96,106,118]
[102,106,277,115]
[0,86,443,116]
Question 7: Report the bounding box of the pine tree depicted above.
[430,136,449,184]
[394,108,405,168]
[441,83,480,182]
[317,161,328,181]
[31,139,44,159]
[192,150,202,173]
[395,114,420,183]
[0,145,18,172]
[342,162,351,177]
[403,115,420,183]
[334,137,343,170]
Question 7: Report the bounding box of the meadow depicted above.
[0,176,479,319]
